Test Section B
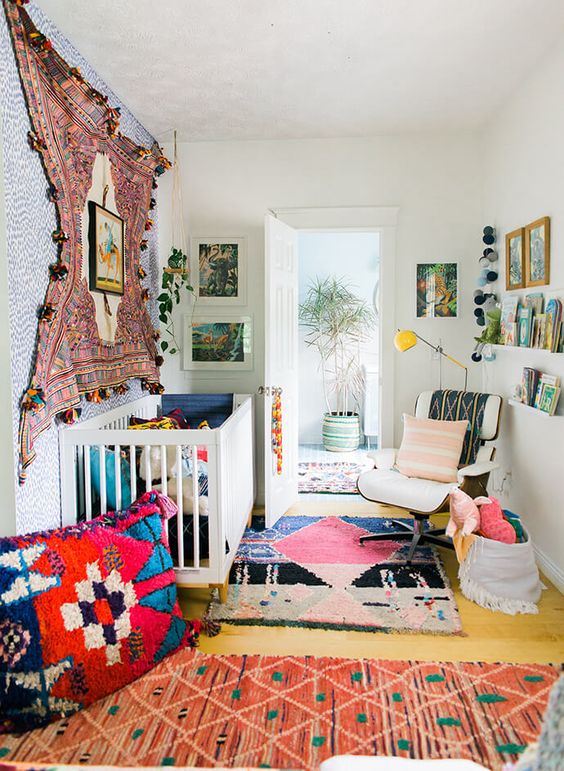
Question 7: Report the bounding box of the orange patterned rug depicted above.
[1,648,558,770]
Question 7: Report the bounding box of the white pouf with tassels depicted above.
[458,528,543,615]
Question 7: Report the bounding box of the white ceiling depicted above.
[35,0,564,142]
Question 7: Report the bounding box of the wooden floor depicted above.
[178,499,564,664]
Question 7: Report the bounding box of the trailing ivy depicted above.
[158,247,193,355]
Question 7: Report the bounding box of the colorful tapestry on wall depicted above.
[3,0,169,482]
[208,515,463,635]
[0,647,558,769]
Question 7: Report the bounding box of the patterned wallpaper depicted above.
[0,2,160,533]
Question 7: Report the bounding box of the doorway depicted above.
[297,230,381,497]
[263,207,397,527]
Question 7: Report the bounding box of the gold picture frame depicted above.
[505,227,525,290]
[88,201,125,295]
[525,216,550,288]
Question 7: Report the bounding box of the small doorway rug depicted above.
[208,515,462,635]
[3,646,558,770]
[298,461,370,494]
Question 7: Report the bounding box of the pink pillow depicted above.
[396,414,468,483]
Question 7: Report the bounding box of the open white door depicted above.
[263,213,298,527]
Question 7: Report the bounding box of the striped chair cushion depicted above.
[396,414,468,483]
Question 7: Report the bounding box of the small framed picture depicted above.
[416,262,458,318]
[190,237,246,305]
[505,227,525,290]
[88,201,125,295]
[183,314,253,370]
[525,217,550,287]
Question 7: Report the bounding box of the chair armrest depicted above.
[457,460,499,482]
[366,448,397,470]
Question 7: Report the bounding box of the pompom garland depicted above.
[38,303,56,322]
[22,387,46,413]
[60,407,81,424]
[49,262,68,280]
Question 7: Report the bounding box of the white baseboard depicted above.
[534,544,564,594]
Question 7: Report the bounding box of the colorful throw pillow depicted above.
[396,413,468,483]
[0,492,199,733]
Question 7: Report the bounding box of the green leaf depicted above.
[170,348,177,354]
[161,340,169,351]
[157,293,169,302]
[159,313,167,323]
[166,298,173,313]
[186,285,194,292]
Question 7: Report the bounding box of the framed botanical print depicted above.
[525,216,550,287]
[190,237,246,305]
[505,227,525,290]
[88,201,125,295]
[416,262,458,318]
[183,314,253,370]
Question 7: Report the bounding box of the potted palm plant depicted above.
[299,276,377,451]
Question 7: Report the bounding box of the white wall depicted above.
[158,134,484,502]
[298,231,380,445]
[483,36,564,589]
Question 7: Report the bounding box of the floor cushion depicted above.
[0,492,198,733]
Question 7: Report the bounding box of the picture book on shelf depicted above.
[520,367,540,407]
[545,298,562,352]
[501,296,519,346]
[524,292,544,315]
[534,372,561,415]
[517,306,533,347]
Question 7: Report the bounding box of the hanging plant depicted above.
[158,247,193,355]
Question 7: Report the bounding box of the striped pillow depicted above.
[396,414,468,483]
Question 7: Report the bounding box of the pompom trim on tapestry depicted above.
[2,0,167,482]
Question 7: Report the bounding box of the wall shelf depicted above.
[508,399,563,419]
[492,344,564,356]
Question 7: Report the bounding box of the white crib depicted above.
[59,393,254,598]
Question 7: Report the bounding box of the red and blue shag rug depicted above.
[209,516,462,635]
[1,647,559,770]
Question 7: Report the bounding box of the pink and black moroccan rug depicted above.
[298,462,371,494]
[209,516,462,635]
[1,647,559,770]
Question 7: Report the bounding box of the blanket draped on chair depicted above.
[4,0,168,481]
[428,389,489,466]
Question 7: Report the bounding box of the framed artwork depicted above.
[505,227,525,290]
[183,314,253,370]
[190,237,246,305]
[416,262,458,318]
[88,201,125,295]
[525,216,550,287]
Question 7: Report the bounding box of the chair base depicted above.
[359,514,454,564]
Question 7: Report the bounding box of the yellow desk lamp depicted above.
[394,329,468,391]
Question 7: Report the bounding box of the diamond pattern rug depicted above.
[208,516,462,635]
[1,647,559,770]
[298,462,370,494]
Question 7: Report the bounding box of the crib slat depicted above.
[99,445,107,515]
[192,446,200,569]
[144,445,152,492]
[77,445,85,519]
[114,446,121,511]
[176,444,184,569]
[129,445,137,502]
[84,445,92,521]
[160,445,168,497]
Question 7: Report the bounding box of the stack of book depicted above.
[520,367,540,406]
[501,293,563,352]
[535,373,561,415]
